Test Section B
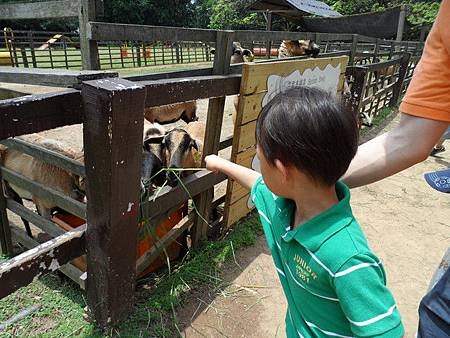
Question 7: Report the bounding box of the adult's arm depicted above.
[342,113,448,188]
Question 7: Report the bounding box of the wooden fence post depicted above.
[391,53,411,106]
[396,5,407,42]
[0,176,14,256]
[191,30,234,246]
[345,66,368,124]
[28,31,37,68]
[79,0,100,70]
[349,34,358,65]
[82,78,146,328]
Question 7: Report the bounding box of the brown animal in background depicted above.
[161,122,206,187]
[144,101,198,125]
[210,42,255,65]
[278,40,320,58]
[0,136,85,223]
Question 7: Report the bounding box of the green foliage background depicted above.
[0,0,442,37]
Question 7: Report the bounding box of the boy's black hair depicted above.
[255,86,358,187]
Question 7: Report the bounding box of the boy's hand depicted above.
[205,154,223,173]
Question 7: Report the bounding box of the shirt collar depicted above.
[281,181,354,251]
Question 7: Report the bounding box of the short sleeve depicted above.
[333,254,404,337]
[250,175,271,214]
[399,1,450,123]
[250,176,279,250]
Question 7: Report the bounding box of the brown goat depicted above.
[0,136,85,221]
[278,40,320,58]
[144,101,198,125]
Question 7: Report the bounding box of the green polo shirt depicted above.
[251,177,404,338]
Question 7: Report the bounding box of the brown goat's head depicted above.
[282,40,320,57]
[161,129,200,187]
[211,42,255,64]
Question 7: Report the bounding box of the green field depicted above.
[0,45,214,71]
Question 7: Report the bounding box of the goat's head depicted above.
[180,101,199,123]
[161,129,199,187]
[283,40,320,57]
[211,42,255,64]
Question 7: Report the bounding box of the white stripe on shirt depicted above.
[305,320,354,338]
[347,304,397,327]
[334,261,381,278]
[258,210,271,224]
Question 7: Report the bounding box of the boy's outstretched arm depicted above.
[205,155,260,191]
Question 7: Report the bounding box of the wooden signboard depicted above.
[224,56,349,227]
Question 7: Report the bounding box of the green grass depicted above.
[0,214,263,337]
[0,46,213,71]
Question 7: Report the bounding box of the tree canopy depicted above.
[0,0,441,37]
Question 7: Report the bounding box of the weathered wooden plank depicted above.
[88,22,217,43]
[0,90,82,140]
[124,67,213,82]
[391,53,411,106]
[141,170,227,220]
[0,67,117,88]
[0,176,13,256]
[0,167,86,219]
[82,77,146,328]
[140,75,241,108]
[10,224,85,289]
[6,199,65,238]
[251,51,350,65]
[0,224,85,299]
[192,30,234,246]
[79,0,100,70]
[364,56,403,71]
[219,136,233,150]
[233,30,354,43]
[1,139,85,177]
[226,194,253,228]
[0,0,79,19]
[136,212,194,275]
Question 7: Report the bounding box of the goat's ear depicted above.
[210,49,215,55]
[190,139,199,151]
[242,49,252,57]
[143,136,164,150]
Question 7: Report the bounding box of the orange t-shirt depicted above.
[400,0,450,123]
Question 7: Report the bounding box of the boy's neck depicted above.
[290,179,339,228]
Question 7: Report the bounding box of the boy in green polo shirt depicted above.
[205,86,404,337]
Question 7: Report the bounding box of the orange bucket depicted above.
[120,46,128,58]
[142,47,151,59]
[51,203,187,279]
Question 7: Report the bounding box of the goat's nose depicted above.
[166,169,178,187]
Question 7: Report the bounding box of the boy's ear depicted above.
[274,159,289,182]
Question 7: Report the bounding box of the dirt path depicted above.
[177,114,449,338]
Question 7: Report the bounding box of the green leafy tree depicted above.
[208,0,265,30]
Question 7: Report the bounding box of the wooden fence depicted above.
[3,29,214,70]
[0,18,423,332]
[4,26,424,71]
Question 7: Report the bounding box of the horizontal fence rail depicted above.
[141,74,241,108]
[0,89,83,140]
[141,170,227,221]
[1,138,85,177]
[0,67,118,88]
[0,225,86,299]
[88,22,218,43]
